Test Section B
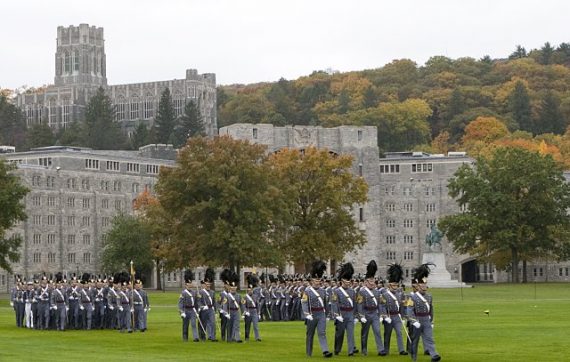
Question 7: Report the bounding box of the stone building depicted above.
[14,24,217,138]
[0,144,175,292]
[221,124,570,284]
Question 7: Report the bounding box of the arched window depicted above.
[73,49,80,71]
[64,51,71,73]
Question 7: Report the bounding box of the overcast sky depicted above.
[2,0,569,90]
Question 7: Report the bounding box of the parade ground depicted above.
[1,283,568,361]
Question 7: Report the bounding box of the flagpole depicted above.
[130,260,135,329]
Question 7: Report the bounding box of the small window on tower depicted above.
[253,128,258,139]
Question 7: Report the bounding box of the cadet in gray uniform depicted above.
[301,260,332,358]
[36,277,51,330]
[225,270,243,343]
[243,274,261,342]
[382,263,409,356]
[106,276,120,329]
[93,277,107,329]
[133,277,147,332]
[50,273,68,331]
[409,263,441,362]
[179,270,200,342]
[79,273,94,330]
[198,268,217,341]
[356,260,387,356]
[117,273,132,333]
[218,269,231,341]
[332,262,358,356]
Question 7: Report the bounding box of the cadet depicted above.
[331,262,358,356]
[198,268,217,341]
[356,260,387,356]
[36,276,51,330]
[106,275,120,329]
[133,276,147,332]
[243,274,261,342]
[117,273,132,333]
[179,270,200,342]
[409,264,441,362]
[79,273,94,330]
[225,271,243,343]
[382,263,409,356]
[302,260,332,358]
[218,269,231,341]
[93,277,107,329]
[24,280,35,329]
[67,275,81,329]
[51,273,68,331]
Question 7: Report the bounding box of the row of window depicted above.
[385,251,414,261]
[32,252,91,264]
[386,235,415,244]
[29,197,124,212]
[32,233,92,245]
[385,219,437,228]
[384,202,437,212]
[32,212,121,227]
[30,175,150,193]
[379,163,434,174]
[384,185,440,196]
[84,158,160,174]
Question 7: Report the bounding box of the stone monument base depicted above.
[422,252,470,288]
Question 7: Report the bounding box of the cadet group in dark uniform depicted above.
[10,260,441,361]
[10,271,149,333]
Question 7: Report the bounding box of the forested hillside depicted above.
[217,43,570,166]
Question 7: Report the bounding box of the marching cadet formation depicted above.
[298,260,442,361]
[10,260,441,361]
[10,271,149,333]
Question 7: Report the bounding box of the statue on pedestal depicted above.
[425,225,443,252]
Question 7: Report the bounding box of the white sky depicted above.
[2,0,569,90]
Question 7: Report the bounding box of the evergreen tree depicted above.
[537,91,565,134]
[171,100,204,148]
[508,81,533,132]
[56,121,86,147]
[362,85,377,108]
[0,95,27,150]
[85,87,125,149]
[130,122,151,150]
[539,42,554,65]
[153,88,176,143]
[509,45,527,59]
[26,123,55,149]
[447,88,465,119]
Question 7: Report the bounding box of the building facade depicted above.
[0,145,175,291]
[221,124,570,284]
[14,24,217,137]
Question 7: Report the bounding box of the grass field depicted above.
[1,283,569,361]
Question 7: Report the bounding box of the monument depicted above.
[422,225,469,288]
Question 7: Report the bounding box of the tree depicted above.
[539,42,554,65]
[85,87,126,149]
[0,95,27,150]
[56,120,86,147]
[439,147,570,283]
[130,122,151,150]
[26,123,55,149]
[155,136,284,274]
[0,159,29,272]
[537,91,565,135]
[153,88,176,144]
[171,100,204,148]
[509,45,527,59]
[267,147,368,268]
[508,81,533,132]
[101,214,154,278]
[447,88,466,119]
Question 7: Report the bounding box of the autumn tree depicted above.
[439,147,570,283]
[0,95,27,150]
[155,136,284,274]
[0,159,29,272]
[267,147,368,268]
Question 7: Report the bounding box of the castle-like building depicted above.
[14,24,217,137]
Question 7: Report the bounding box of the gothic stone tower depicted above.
[54,24,107,87]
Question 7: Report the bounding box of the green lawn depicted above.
[1,283,569,361]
